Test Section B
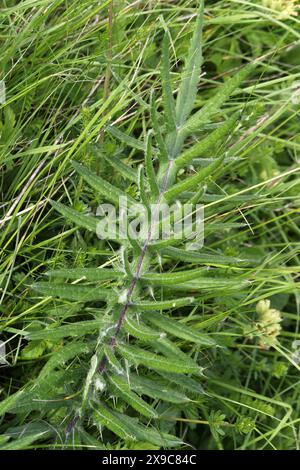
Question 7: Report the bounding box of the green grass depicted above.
[0,0,300,450]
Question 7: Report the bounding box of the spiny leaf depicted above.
[175,114,238,168]
[103,345,125,375]
[5,422,54,443]
[175,0,204,126]
[32,283,115,302]
[50,200,98,232]
[46,267,124,281]
[93,404,136,441]
[117,343,200,374]
[80,430,107,450]
[138,164,150,209]
[108,374,158,419]
[160,372,205,396]
[165,277,247,292]
[150,93,168,162]
[150,337,199,368]
[94,406,182,447]
[164,154,225,202]
[145,311,216,346]
[0,434,46,450]
[27,320,108,341]
[145,130,159,198]
[38,341,92,380]
[0,370,80,416]
[129,374,191,404]
[102,153,137,182]
[71,160,135,205]
[180,63,253,136]
[127,421,182,448]
[161,247,250,265]
[131,296,194,310]
[0,391,25,418]
[107,126,145,151]
[161,32,176,132]
[123,315,164,341]
[141,267,206,285]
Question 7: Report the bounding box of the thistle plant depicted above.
[1,1,266,449]
[2,0,300,452]
[32,2,257,446]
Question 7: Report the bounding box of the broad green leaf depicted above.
[145,311,216,346]
[0,391,25,418]
[80,430,107,450]
[0,434,44,450]
[0,374,77,415]
[117,343,200,374]
[4,422,53,442]
[129,422,182,448]
[164,277,247,292]
[149,236,183,250]
[20,340,46,359]
[0,436,9,446]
